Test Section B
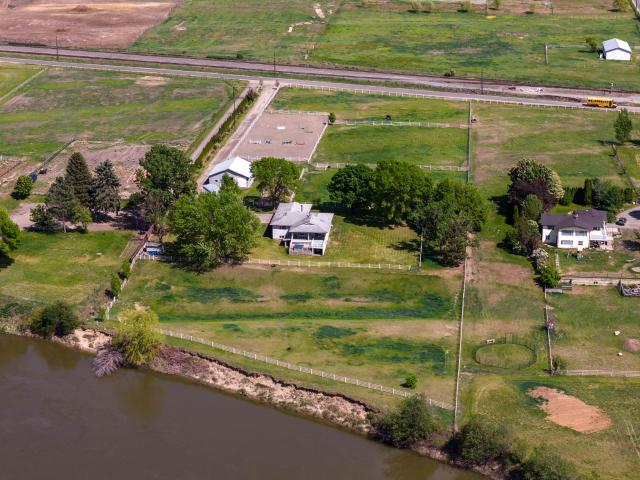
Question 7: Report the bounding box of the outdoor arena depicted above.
[233,111,328,163]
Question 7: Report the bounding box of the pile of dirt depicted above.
[71,5,93,13]
[528,387,611,433]
[623,338,640,353]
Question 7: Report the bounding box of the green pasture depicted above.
[461,374,640,480]
[272,88,469,124]
[547,286,640,370]
[133,0,329,62]
[0,63,41,100]
[314,124,468,167]
[311,4,640,90]
[0,66,235,159]
[0,231,131,307]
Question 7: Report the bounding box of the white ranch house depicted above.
[203,156,253,193]
[269,202,334,256]
[602,38,632,61]
[540,209,612,250]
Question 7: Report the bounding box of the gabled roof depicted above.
[208,156,252,180]
[270,202,312,227]
[541,209,607,230]
[602,38,631,54]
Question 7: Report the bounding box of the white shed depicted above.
[203,156,253,193]
[602,38,632,61]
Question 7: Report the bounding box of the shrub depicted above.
[538,264,560,288]
[92,348,124,377]
[376,395,437,448]
[612,0,629,11]
[493,0,501,9]
[113,308,161,366]
[585,37,598,53]
[520,446,582,480]
[121,260,132,280]
[30,301,79,337]
[12,175,33,200]
[403,374,418,389]
[455,416,513,465]
[458,0,471,11]
[110,273,122,298]
[328,112,336,124]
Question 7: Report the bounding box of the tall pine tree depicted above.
[46,176,75,232]
[65,152,93,208]
[91,160,121,216]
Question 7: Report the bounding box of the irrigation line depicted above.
[0,67,46,105]
[453,255,468,432]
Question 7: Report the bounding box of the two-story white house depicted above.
[269,202,334,256]
[203,156,253,193]
[540,209,611,250]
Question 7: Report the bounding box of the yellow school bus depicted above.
[585,97,617,108]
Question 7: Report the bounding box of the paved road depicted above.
[1,45,639,105]
[3,56,637,113]
[615,205,640,229]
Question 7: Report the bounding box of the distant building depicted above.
[203,156,253,193]
[602,38,631,61]
[540,209,611,250]
[269,202,334,255]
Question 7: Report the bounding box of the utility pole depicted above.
[55,35,59,61]
[544,43,549,65]
[610,82,614,95]
[232,85,237,112]
[273,51,276,77]
[419,226,424,269]
[480,68,484,94]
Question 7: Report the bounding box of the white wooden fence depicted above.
[334,120,466,129]
[159,328,454,410]
[310,162,467,172]
[246,257,415,271]
[560,369,640,378]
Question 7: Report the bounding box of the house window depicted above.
[578,241,584,246]
[560,230,574,236]
[561,240,573,246]
[575,230,587,236]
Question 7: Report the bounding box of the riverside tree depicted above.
[251,157,301,205]
[170,179,261,271]
[29,301,79,337]
[455,416,513,466]
[0,207,21,256]
[91,160,121,216]
[114,308,161,366]
[376,394,438,448]
[65,152,93,208]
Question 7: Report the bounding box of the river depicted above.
[0,334,482,480]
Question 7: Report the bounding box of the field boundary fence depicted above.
[309,162,467,171]
[559,369,640,378]
[333,120,466,129]
[158,327,454,410]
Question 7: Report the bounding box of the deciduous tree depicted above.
[251,157,301,205]
[113,308,161,366]
[29,301,79,337]
[12,175,33,200]
[71,202,92,232]
[614,108,633,144]
[508,158,564,210]
[376,395,437,448]
[327,164,374,211]
[0,207,21,256]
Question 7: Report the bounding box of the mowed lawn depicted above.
[113,261,461,403]
[0,67,234,159]
[0,63,41,99]
[311,3,640,89]
[461,374,640,480]
[0,231,131,306]
[132,0,330,62]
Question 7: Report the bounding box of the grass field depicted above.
[461,374,640,480]
[0,231,131,308]
[311,3,640,90]
[133,0,331,61]
[0,66,236,160]
[112,261,461,403]
[0,64,41,101]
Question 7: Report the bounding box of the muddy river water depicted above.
[0,334,482,480]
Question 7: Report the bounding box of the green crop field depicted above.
[0,231,131,309]
[133,0,331,62]
[0,66,236,159]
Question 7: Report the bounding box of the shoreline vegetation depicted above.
[0,326,499,479]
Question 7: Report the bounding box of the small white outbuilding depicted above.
[602,38,632,61]
[203,156,253,193]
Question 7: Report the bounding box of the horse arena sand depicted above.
[0,0,182,48]
[529,387,611,434]
[233,112,328,163]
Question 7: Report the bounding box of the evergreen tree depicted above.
[65,152,93,208]
[91,160,121,216]
[583,178,593,205]
[46,176,75,232]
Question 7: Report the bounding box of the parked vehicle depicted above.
[616,217,627,226]
[585,97,617,108]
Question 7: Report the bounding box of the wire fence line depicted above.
[559,369,640,378]
[334,120,466,129]
[158,327,454,410]
[309,162,467,172]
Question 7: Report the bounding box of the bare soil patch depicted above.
[134,75,169,87]
[32,142,150,197]
[529,386,611,433]
[623,338,640,353]
[0,0,182,48]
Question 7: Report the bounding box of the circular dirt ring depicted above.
[475,343,536,369]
